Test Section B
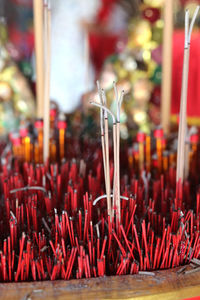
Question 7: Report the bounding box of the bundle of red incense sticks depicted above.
[0,2,198,283]
[0,91,200,282]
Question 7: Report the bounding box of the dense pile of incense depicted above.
[0,1,200,283]
[0,101,200,282]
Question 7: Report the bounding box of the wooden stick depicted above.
[115,86,124,225]
[116,123,120,224]
[112,122,117,218]
[102,92,112,218]
[33,0,45,118]
[91,83,124,224]
[43,1,51,162]
[96,82,108,211]
[161,0,173,135]
[101,133,107,186]
[176,7,199,183]
[176,10,190,183]
[113,82,118,221]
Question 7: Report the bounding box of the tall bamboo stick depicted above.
[114,84,124,226]
[161,0,173,135]
[176,7,199,184]
[96,82,109,214]
[43,1,51,162]
[102,91,112,218]
[33,0,45,118]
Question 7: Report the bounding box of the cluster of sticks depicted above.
[0,3,200,283]
[0,81,199,282]
[33,0,52,162]
[90,82,125,226]
[8,109,66,164]
[0,122,200,282]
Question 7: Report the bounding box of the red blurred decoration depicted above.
[97,0,117,23]
[179,0,200,6]
[171,30,200,119]
[89,0,119,75]
[150,86,161,107]
[11,0,32,7]
[142,7,160,24]
[8,26,34,60]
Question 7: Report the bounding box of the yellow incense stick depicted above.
[145,135,151,172]
[25,136,31,162]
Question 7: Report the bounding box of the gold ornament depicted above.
[0,81,12,101]
[143,0,164,8]
[185,1,200,14]
[128,19,152,48]
[152,21,163,44]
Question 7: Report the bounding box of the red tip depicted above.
[19,127,28,137]
[34,120,43,129]
[50,109,57,117]
[12,137,21,146]
[190,134,198,143]
[162,138,166,147]
[137,132,146,143]
[57,120,67,129]
[154,128,163,138]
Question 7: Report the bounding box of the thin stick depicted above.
[161,0,173,135]
[115,87,124,225]
[176,10,189,184]
[112,82,118,220]
[102,93,112,218]
[116,123,120,223]
[93,194,129,206]
[96,82,108,211]
[176,7,199,183]
[91,84,124,224]
[33,0,45,118]
[90,100,115,217]
[43,1,51,162]
[104,116,112,213]
[112,122,117,216]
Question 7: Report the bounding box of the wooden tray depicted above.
[1,267,200,300]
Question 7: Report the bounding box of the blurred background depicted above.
[0,0,200,137]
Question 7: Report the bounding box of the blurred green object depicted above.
[151,65,162,85]
[0,101,20,135]
[18,60,33,79]
[152,22,163,44]
[0,17,8,45]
